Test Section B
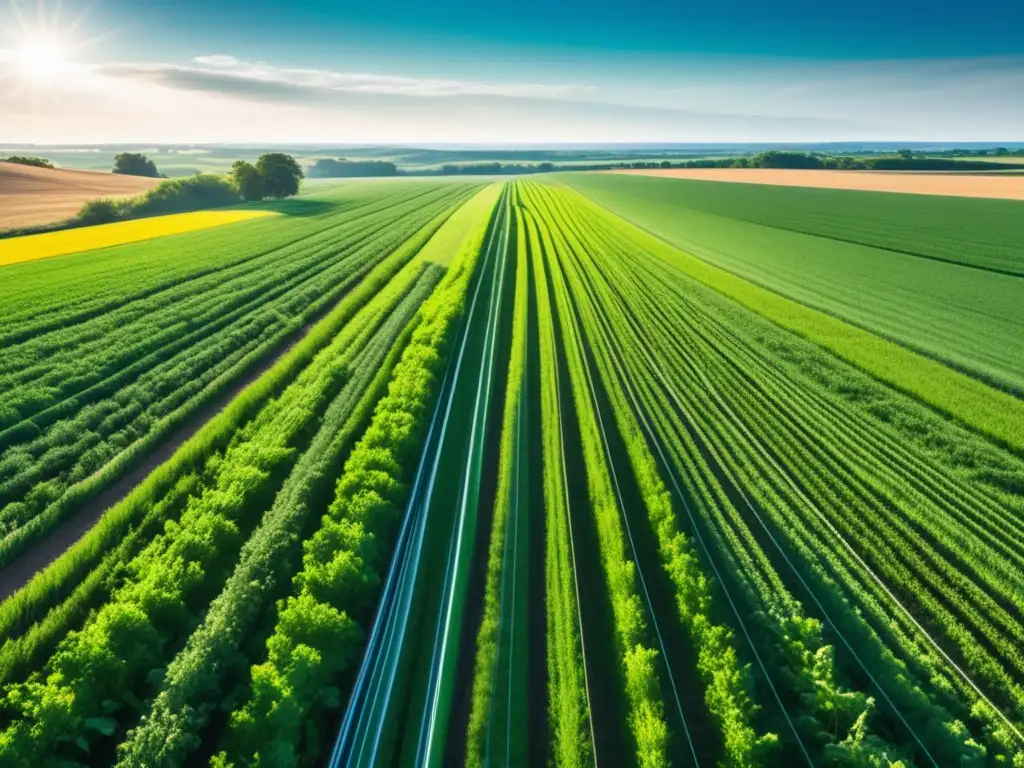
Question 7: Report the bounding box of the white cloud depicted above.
[156,55,596,100]
[193,54,240,67]
[2,48,1021,142]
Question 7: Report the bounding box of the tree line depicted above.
[619,150,1024,172]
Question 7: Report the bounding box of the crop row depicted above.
[526,200,593,767]
[0,236,449,764]
[0,184,506,763]
[0,181,441,338]
[0,210,457,682]
[521,180,777,767]
[208,184,504,767]
[0,183,479,569]
[464,199,530,768]
[529,181,1024,764]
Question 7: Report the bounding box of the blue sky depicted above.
[1,0,1022,142]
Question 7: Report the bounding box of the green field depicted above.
[563,173,1024,394]
[0,175,1022,767]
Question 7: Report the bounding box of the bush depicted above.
[129,174,241,216]
[2,156,54,169]
[76,199,123,226]
[74,175,241,226]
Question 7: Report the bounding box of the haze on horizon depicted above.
[1,0,1022,144]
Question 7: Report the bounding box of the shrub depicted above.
[74,175,242,226]
[1,156,55,169]
[129,174,241,216]
[76,198,123,225]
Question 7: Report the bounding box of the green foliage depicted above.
[129,173,241,215]
[531,189,671,766]
[621,151,1024,172]
[218,189,500,767]
[465,206,529,767]
[535,181,1023,765]
[115,264,439,767]
[564,172,1024,396]
[1,156,55,169]
[0,183,479,576]
[3,174,1023,767]
[73,174,241,224]
[76,198,122,225]
[307,158,399,178]
[256,152,304,198]
[523,207,592,768]
[112,152,161,177]
[230,160,265,201]
[0,194,473,766]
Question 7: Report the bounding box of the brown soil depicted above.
[614,168,1024,200]
[0,163,160,230]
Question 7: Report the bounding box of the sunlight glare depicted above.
[14,36,67,78]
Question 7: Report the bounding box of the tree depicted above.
[231,161,266,201]
[751,151,825,169]
[995,147,1009,156]
[112,152,161,177]
[896,149,914,160]
[255,153,303,198]
[306,158,398,178]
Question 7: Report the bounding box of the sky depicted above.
[1,0,1023,143]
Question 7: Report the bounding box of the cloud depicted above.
[83,56,859,144]
[94,55,597,101]
[20,48,1020,142]
[193,54,240,67]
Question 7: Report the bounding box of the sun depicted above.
[14,36,67,78]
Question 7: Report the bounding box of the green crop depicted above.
[564,173,1024,395]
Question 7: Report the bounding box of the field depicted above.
[0,174,1022,768]
[0,164,161,231]
[566,173,1024,396]
[0,210,276,266]
[616,167,1024,200]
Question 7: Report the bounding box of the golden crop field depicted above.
[0,209,276,267]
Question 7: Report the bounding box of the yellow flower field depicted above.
[0,209,276,267]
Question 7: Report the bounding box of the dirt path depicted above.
[0,163,159,230]
[614,168,1024,200]
[0,316,317,601]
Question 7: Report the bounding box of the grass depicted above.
[414,183,504,266]
[0,184,501,768]
[563,173,1024,394]
[564,172,1024,275]
[522,180,769,765]
[535,187,672,767]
